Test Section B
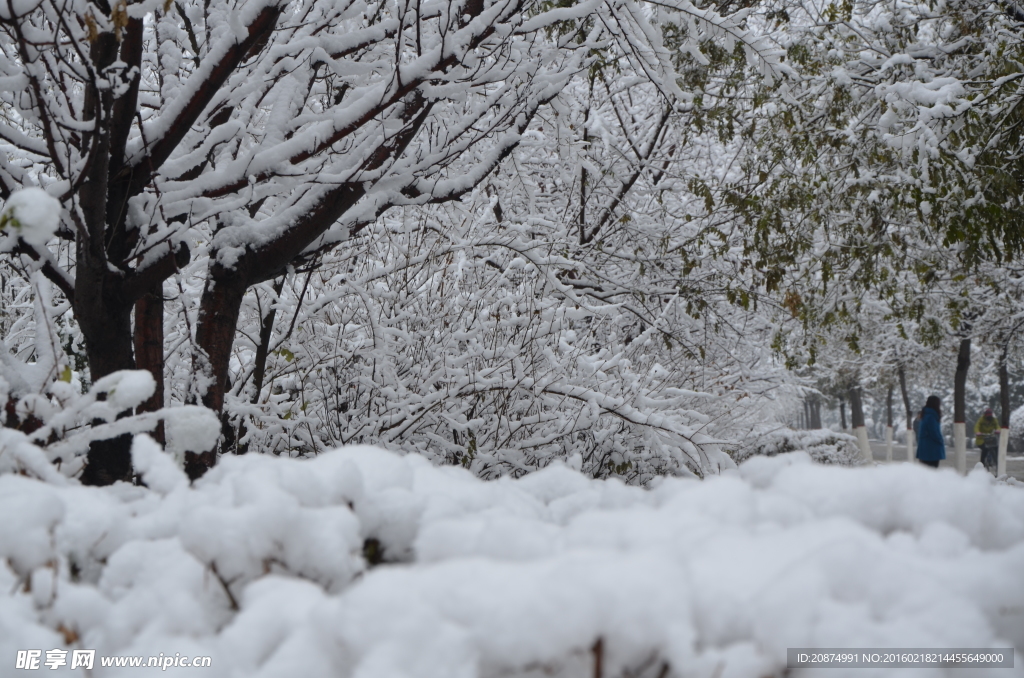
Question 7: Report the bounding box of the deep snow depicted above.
[1,432,1023,677]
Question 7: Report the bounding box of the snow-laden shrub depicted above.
[2,368,220,478]
[727,426,863,466]
[0,262,219,479]
[0,188,61,250]
[211,209,781,482]
[3,439,1024,677]
[1011,405,1024,453]
[197,104,799,483]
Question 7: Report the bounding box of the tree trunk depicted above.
[75,262,137,486]
[886,385,893,428]
[134,288,165,443]
[953,337,970,474]
[75,264,139,486]
[78,431,134,486]
[898,363,912,426]
[811,396,821,429]
[848,385,872,462]
[954,337,970,423]
[849,387,865,428]
[578,73,593,245]
[999,345,1011,476]
[885,384,894,462]
[251,277,286,402]
[76,273,136,489]
[898,363,915,462]
[839,397,847,430]
[219,276,287,458]
[73,31,140,486]
[1000,346,1011,429]
[195,273,247,413]
[190,267,248,479]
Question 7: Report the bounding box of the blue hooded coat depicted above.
[916,407,945,462]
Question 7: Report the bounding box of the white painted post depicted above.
[885,425,893,462]
[954,422,967,474]
[998,427,1009,477]
[906,429,916,463]
[856,426,872,464]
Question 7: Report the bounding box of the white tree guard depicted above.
[998,428,1009,477]
[906,428,916,463]
[855,426,872,463]
[954,422,967,474]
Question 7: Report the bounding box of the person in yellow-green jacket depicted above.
[975,408,1000,471]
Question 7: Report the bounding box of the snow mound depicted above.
[2,444,1023,676]
[163,406,222,460]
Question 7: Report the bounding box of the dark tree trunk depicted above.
[886,385,893,427]
[74,29,142,485]
[811,396,822,429]
[196,271,248,413]
[78,432,134,486]
[839,397,847,430]
[134,289,165,443]
[75,31,132,380]
[579,120,587,245]
[578,73,593,245]
[75,242,137,486]
[188,190,368,477]
[78,295,137,377]
[8,8,283,484]
[251,276,286,402]
[1000,346,1011,428]
[898,363,912,430]
[954,338,971,424]
[218,276,286,458]
[76,161,137,485]
[848,386,865,428]
[190,265,248,478]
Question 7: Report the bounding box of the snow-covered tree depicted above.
[0,0,785,481]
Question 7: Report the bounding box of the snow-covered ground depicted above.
[2,432,1024,677]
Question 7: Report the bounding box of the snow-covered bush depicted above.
[1011,406,1024,454]
[0,188,62,250]
[727,427,863,466]
[2,440,1023,677]
[210,178,796,481]
[2,363,219,478]
[0,0,791,485]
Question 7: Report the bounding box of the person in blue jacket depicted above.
[916,395,945,467]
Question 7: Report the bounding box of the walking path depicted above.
[868,440,1024,481]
